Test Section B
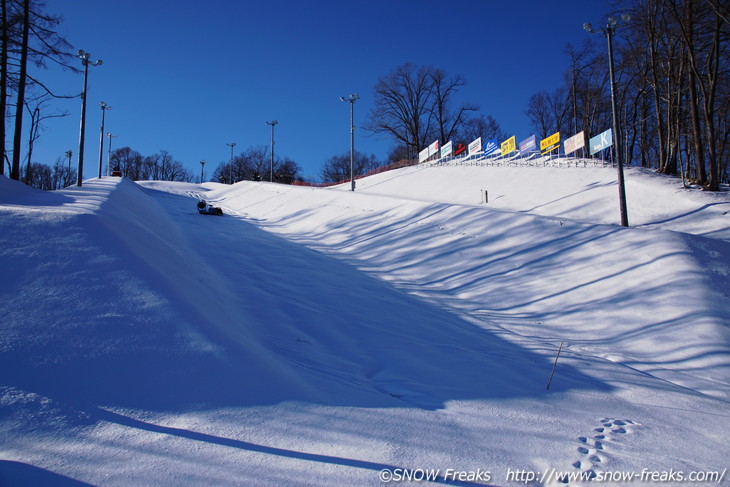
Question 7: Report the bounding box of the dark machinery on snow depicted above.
[197,200,223,216]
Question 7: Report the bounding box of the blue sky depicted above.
[30,0,610,182]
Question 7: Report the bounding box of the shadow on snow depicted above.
[1,180,610,415]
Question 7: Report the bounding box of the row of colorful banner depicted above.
[484,129,613,156]
[421,127,613,163]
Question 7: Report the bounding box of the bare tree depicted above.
[111,147,143,180]
[664,0,726,189]
[0,0,15,175]
[321,151,379,184]
[459,115,507,145]
[273,157,301,184]
[704,0,729,25]
[22,95,67,182]
[9,0,29,180]
[386,144,412,164]
[526,88,570,140]
[244,145,269,181]
[429,68,478,146]
[212,145,300,184]
[2,0,75,181]
[523,0,728,190]
[367,63,437,160]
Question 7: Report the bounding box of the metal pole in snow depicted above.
[266,120,278,183]
[340,93,359,191]
[98,102,110,179]
[106,133,116,176]
[606,25,629,227]
[76,50,102,186]
[226,142,236,184]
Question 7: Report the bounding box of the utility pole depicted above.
[106,133,117,176]
[76,50,102,186]
[226,142,236,184]
[98,102,111,179]
[76,49,102,186]
[340,93,359,191]
[65,150,72,186]
[266,120,278,183]
[584,16,630,227]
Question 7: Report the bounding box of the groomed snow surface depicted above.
[1,161,729,486]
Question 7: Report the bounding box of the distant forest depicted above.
[524,0,729,189]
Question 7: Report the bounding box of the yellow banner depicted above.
[501,136,516,156]
[540,132,560,151]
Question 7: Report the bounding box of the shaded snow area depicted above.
[1,163,729,486]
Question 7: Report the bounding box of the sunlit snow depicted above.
[1,161,728,486]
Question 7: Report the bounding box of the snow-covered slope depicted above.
[1,165,728,486]
[342,162,730,241]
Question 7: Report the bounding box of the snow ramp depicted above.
[203,172,730,402]
[1,176,604,414]
[2,173,729,486]
[0,177,314,410]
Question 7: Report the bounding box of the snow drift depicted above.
[1,163,729,486]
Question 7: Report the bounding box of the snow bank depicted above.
[344,163,730,241]
[0,177,318,412]
[205,172,730,401]
[1,166,728,486]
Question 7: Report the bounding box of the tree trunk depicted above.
[0,0,8,176]
[10,0,29,181]
[703,14,721,191]
[646,6,668,172]
[684,2,706,184]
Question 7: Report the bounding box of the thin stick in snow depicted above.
[546,342,564,390]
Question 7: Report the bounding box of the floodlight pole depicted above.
[226,142,236,184]
[584,17,629,227]
[65,150,73,186]
[98,102,111,179]
[200,160,205,183]
[106,133,117,176]
[266,120,278,183]
[340,93,359,191]
[76,50,102,187]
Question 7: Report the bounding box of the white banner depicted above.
[428,140,440,158]
[440,140,453,158]
[468,137,482,157]
[564,131,586,155]
[418,147,429,163]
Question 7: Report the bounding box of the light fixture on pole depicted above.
[76,49,102,187]
[226,142,236,184]
[584,14,630,227]
[266,120,278,183]
[200,160,206,183]
[340,93,359,191]
[98,102,111,179]
[106,133,117,176]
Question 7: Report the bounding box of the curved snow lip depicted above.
[201,169,730,402]
[1,171,728,486]
[1,177,610,417]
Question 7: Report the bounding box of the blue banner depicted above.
[589,129,613,155]
[484,139,499,156]
[519,135,537,155]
